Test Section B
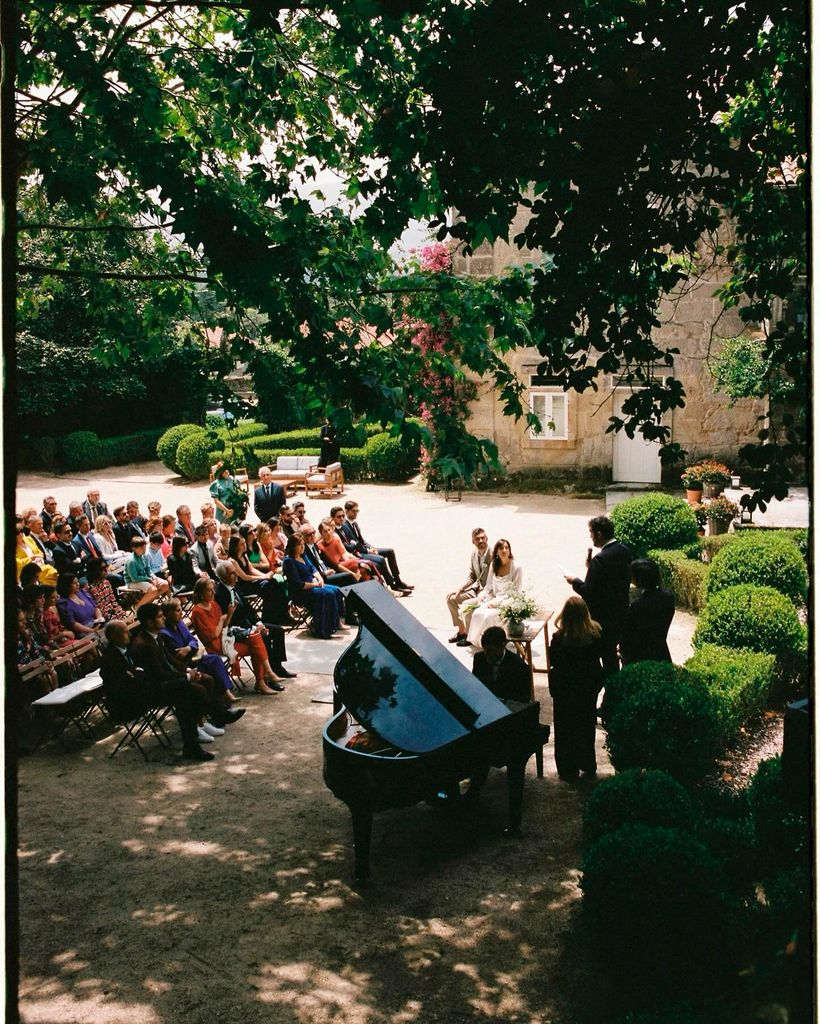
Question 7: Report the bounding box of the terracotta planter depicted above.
[707,518,731,536]
[686,488,704,504]
[704,483,725,498]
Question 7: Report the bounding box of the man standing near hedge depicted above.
[564,515,632,676]
[254,466,286,522]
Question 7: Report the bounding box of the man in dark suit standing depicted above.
[254,466,286,523]
[619,558,675,665]
[471,626,532,704]
[100,618,213,762]
[565,515,632,676]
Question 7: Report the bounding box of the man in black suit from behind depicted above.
[254,466,286,523]
[471,626,532,704]
[113,505,141,552]
[565,514,632,676]
[619,558,675,666]
[100,618,213,762]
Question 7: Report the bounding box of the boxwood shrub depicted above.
[216,420,270,441]
[693,584,806,658]
[648,548,708,610]
[157,423,204,474]
[610,493,699,557]
[582,824,724,972]
[177,430,221,480]
[605,667,723,785]
[365,431,420,481]
[61,430,103,469]
[582,769,693,846]
[684,644,775,744]
[705,532,808,605]
[747,756,812,881]
[601,660,681,722]
[60,428,167,470]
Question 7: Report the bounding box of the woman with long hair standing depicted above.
[548,595,605,782]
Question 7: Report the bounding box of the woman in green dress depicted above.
[209,463,248,524]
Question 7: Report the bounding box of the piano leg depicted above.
[505,758,526,834]
[351,806,373,882]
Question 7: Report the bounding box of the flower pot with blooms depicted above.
[692,460,733,497]
[704,496,739,535]
[681,468,704,504]
[692,502,708,537]
[498,590,539,638]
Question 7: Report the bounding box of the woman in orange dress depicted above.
[317,518,378,580]
[189,576,280,690]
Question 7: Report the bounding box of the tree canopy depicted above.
[9,0,807,500]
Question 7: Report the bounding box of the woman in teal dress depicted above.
[209,464,247,524]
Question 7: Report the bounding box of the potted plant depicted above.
[692,501,707,537]
[703,495,739,536]
[695,460,732,498]
[681,467,704,504]
[498,590,539,638]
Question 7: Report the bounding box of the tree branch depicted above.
[19,263,205,283]
[19,220,174,232]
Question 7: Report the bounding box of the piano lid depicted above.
[335,581,514,754]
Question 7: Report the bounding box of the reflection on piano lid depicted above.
[336,581,514,754]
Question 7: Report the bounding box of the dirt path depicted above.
[14,469,694,1023]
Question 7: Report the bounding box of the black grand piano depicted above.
[322,582,549,881]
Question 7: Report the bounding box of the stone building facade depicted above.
[453,208,767,485]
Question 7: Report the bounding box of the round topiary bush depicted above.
[747,756,811,880]
[582,824,724,974]
[600,660,681,723]
[365,432,420,482]
[61,430,103,470]
[705,532,808,605]
[605,668,723,785]
[157,423,205,475]
[693,584,806,657]
[176,430,218,480]
[583,769,693,846]
[610,493,699,557]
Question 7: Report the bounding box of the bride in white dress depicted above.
[461,539,523,647]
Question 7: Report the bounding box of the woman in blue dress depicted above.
[282,534,344,639]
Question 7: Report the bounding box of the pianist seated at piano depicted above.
[471,627,531,704]
[460,539,523,648]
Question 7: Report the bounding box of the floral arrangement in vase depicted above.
[498,590,539,636]
[703,495,739,534]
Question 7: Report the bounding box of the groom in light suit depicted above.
[446,527,492,644]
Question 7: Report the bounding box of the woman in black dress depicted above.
[548,595,605,782]
[317,417,339,468]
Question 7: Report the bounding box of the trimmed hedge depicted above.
[582,769,693,846]
[693,584,806,658]
[582,824,724,971]
[601,660,681,721]
[177,430,221,480]
[364,431,420,481]
[610,493,699,557]
[157,423,205,474]
[605,665,723,785]
[697,533,738,563]
[684,644,775,745]
[60,428,166,470]
[648,548,708,611]
[216,420,271,442]
[705,531,808,605]
[747,757,812,880]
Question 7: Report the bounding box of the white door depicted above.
[612,391,662,484]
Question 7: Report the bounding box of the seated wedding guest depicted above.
[124,537,170,608]
[472,626,531,703]
[548,596,605,782]
[66,501,84,535]
[159,598,241,705]
[113,506,141,552]
[255,521,279,570]
[40,496,61,535]
[213,563,296,691]
[93,515,128,573]
[144,515,162,540]
[459,539,522,648]
[82,489,109,523]
[227,534,290,624]
[166,536,205,594]
[446,527,492,644]
[126,501,147,536]
[16,516,58,586]
[620,559,675,666]
[26,515,58,575]
[102,617,213,763]
[282,534,344,639]
[18,564,43,606]
[160,515,177,557]
[239,523,270,570]
[72,513,123,584]
[319,515,378,581]
[302,523,358,587]
[190,524,218,578]
[21,585,53,648]
[51,521,85,576]
[199,501,216,530]
[146,532,168,576]
[16,609,58,693]
[147,500,161,519]
[278,503,296,540]
[291,501,311,530]
[41,585,76,646]
[338,500,413,593]
[214,522,233,561]
[175,505,196,545]
[206,519,219,544]
[85,558,128,622]
[56,573,104,637]
[266,517,288,564]
[47,514,67,544]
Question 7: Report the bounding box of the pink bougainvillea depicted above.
[417,242,453,273]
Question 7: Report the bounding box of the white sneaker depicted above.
[202,722,225,737]
[196,726,215,743]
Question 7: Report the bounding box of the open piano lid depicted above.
[335,581,514,754]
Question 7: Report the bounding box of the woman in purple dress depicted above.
[56,573,104,637]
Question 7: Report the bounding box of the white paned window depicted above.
[529,390,568,440]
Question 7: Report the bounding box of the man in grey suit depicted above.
[446,527,492,644]
[82,488,110,525]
